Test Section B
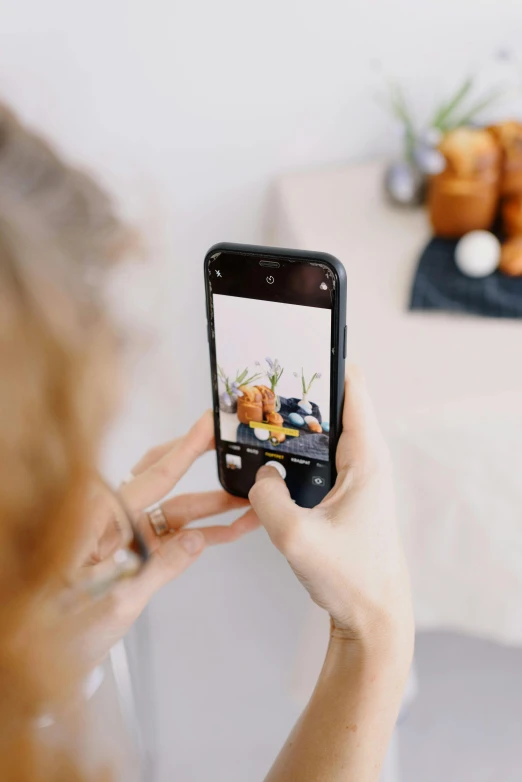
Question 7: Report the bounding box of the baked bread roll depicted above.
[267,411,285,443]
[439,128,500,177]
[428,128,501,238]
[489,121,522,196]
[256,385,276,416]
[266,411,283,426]
[237,385,263,425]
[238,385,261,402]
[502,194,522,237]
[307,421,323,433]
[499,237,522,276]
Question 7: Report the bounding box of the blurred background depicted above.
[2,2,522,780]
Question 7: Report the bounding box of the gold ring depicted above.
[148,505,170,537]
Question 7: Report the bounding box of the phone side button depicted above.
[343,325,347,359]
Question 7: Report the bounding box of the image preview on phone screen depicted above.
[211,268,335,506]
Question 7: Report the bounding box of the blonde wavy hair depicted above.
[0,103,132,780]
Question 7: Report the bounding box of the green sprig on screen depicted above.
[218,365,262,397]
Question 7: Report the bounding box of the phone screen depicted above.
[206,249,341,507]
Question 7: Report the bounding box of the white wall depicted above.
[213,295,331,415]
[1,2,522,779]
[1,2,521,428]
[2,0,520,439]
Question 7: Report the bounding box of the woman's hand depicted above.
[249,366,413,655]
[257,368,413,782]
[78,411,259,667]
[119,411,258,600]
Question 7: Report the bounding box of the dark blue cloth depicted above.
[237,397,329,461]
[410,237,522,319]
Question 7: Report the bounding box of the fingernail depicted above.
[178,531,204,555]
[121,471,135,485]
[256,464,278,480]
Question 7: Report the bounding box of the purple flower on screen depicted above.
[263,357,284,392]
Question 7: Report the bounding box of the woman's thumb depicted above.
[248,465,298,550]
[131,529,206,607]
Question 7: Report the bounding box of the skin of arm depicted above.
[248,366,414,782]
[265,630,412,782]
[76,368,411,780]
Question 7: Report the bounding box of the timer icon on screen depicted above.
[266,275,275,284]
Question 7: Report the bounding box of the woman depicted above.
[0,102,414,781]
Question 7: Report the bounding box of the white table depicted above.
[269,159,522,779]
[271,159,522,418]
[270,158,522,646]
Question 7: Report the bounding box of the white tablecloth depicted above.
[269,159,522,652]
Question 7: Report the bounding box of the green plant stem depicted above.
[431,76,474,130]
[242,372,263,386]
[450,87,507,128]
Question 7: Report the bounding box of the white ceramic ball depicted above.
[455,230,501,278]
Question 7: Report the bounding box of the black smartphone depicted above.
[204,242,347,509]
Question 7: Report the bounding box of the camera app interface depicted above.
[209,256,335,506]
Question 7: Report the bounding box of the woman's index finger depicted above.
[121,411,215,511]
